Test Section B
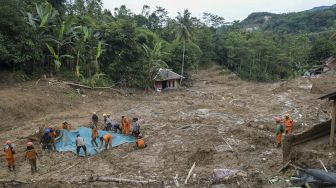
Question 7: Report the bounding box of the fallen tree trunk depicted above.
[66,82,92,89]
[88,176,156,184]
[0,179,26,184]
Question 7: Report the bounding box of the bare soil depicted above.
[0,67,335,187]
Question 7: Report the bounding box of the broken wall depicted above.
[282,120,332,161]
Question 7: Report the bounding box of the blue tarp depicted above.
[55,127,136,156]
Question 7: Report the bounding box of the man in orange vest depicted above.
[100,134,112,150]
[121,116,130,135]
[91,126,98,147]
[275,117,284,148]
[283,113,294,134]
[25,142,38,174]
[136,133,146,149]
[62,121,71,130]
[4,140,15,171]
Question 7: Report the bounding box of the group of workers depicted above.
[275,113,294,147]
[4,140,38,174]
[4,112,146,174]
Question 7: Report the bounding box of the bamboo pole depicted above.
[330,100,336,146]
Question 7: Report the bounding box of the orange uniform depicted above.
[25,149,38,160]
[136,139,146,149]
[103,134,112,144]
[122,117,130,135]
[62,122,70,130]
[283,118,293,134]
[4,145,15,168]
[101,134,112,149]
[25,148,38,173]
[92,128,98,139]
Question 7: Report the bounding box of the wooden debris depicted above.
[61,161,81,173]
[184,162,196,185]
[242,177,252,188]
[0,179,26,184]
[173,174,180,187]
[88,176,156,184]
[66,82,92,89]
[278,160,292,173]
[34,79,41,87]
[222,136,234,152]
[318,159,328,172]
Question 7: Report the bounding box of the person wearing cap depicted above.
[48,125,57,151]
[91,126,99,147]
[41,128,52,152]
[283,113,294,134]
[103,113,107,125]
[4,140,15,171]
[62,121,71,130]
[100,134,112,150]
[106,114,113,131]
[131,118,141,137]
[274,117,284,148]
[92,112,99,128]
[136,133,146,149]
[25,142,38,173]
[121,116,130,135]
[75,134,87,156]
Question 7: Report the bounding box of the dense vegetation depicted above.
[0,0,336,87]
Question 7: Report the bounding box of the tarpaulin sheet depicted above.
[55,127,136,156]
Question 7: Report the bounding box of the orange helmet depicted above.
[5,140,11,144]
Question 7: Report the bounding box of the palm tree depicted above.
[175,10,192,84]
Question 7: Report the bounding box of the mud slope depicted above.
[0,67,334,187]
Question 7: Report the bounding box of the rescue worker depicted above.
[103,113,107,125]
[283,113,294,134]
[106,114,113,131]
[4,140,15,171]
[275,117,284,148]
[121,116,130,135]
[136,133,146,149]
[25,142,38,173]
[49,124,57,151]
[91,126,98,147]
[62,121,71,130]
[41,128,52,152]
[92,112,98,128]
[75,134,87,156]
[132,118,141,137]
[100,134,112,150]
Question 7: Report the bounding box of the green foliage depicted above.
[65,90,77,104]
[1,1,335,87]
[14,71,30,82]
[80,73,113,87]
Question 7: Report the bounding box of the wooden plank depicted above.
[89,177,156,184]
[184,162,196,185]
[318,159,328,172]
[330,100,336,146]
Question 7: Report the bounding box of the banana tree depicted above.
[143,41,168,88]
[46,43,73,70]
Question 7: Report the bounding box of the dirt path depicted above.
[0,67,333,187]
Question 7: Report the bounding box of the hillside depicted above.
[239,4,336,33]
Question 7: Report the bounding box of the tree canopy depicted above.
[0,0,335,86]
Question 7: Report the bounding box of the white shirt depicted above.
[76,137,85,146]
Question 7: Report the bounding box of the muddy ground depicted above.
[0,67,335,187]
